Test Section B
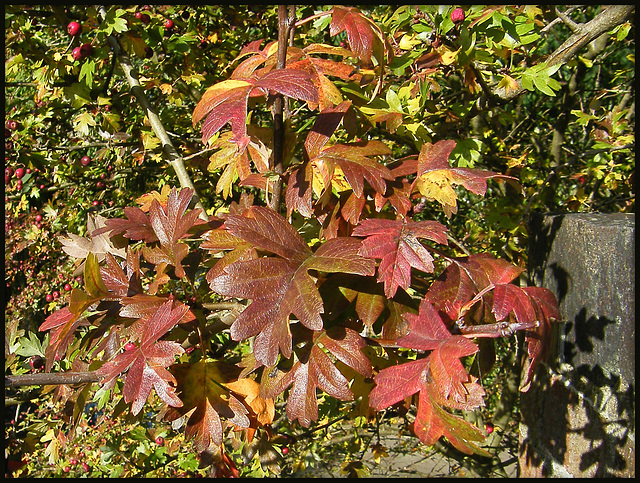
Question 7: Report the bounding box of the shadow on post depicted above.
[520,212,635,477]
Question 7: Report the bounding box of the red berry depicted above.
[6,119,19,130]
[64,466,71,473]
[81,155,91,166]
[35,214,43,222]
[45,294,53,302]
[29,355,45,370]
[14,167,25,179]
[80,43,93,57]
[52,290,60,299]
[82,462,90,472]
[282,447,289,455]
[70,458,78,465]
[64,283,72,291]
[72,46,83,61]
[485,422,494,434]
[96,181,105,189]
[164,19,174,29]
[124,342,136,351]
[140,13,151,25]
[135,12,142,19]
[67,21,81,36]
[92,200,100,206]
[155,436,164,445]
[451,7,465,24]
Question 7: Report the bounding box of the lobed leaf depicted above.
[354,217,448,298]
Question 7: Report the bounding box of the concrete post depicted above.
[519,212,635,477]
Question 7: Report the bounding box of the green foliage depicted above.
[5,4,634,478]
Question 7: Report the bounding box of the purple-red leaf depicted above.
[208,206,374,366]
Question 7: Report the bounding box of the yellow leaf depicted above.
[331,164,352,193]
[136,185,172,211]
[497,74,519,94]
[225,378,275,425]
[160,83,173,95]
[398,34,420,50]
[414,170,459,215]
[440,47,461,66]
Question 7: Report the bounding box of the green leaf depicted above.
[79,60,96,88]
[15,332,49,358]
[73,111,97,136]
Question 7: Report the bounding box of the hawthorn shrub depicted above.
[5,5,634,478]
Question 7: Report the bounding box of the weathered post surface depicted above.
[520,212,635,477]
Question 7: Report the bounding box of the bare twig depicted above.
[5,371,102,388]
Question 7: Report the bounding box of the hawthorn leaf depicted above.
[38,307,86,372]
[427,253,524,323]
[94,205,157,243]
[414,389,491,456]
[304,101,352,159]
[224,377,275,427]
[411,140,517,217]
[97,300,194,415]
[264,340,359,428]
[329,6,386,64]
[84,252,110,299]
[519,286,561,392]
[369,357,429,411]
[285,161,314,219]
[193,69,318,148]
[317,326,373,378]
[313,141,393,198]
[164,360,251,451]
[353,217,448,298]
[58,214,126,262]
[208,206,374,366]
[100,251,142,298]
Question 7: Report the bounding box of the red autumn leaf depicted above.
[261,327,372,427]
[329,6,387,64]
[95,205,157,243]
[353,217,448,298]
[369,298,489,455]
[286,101,353,218]
[95,188,204,278]
[287,45,361,110]
[97,300,195,415]
[304,101,352,159]
[414,389,491,456]
[193,69,318,149]
[100,251,142,298]
[519,286,562,392]
[208,206,375,367]
[411,140,517,217]
[427,253,524,323]
[39,307,87,372]
[164,360,251,452]
[285,160,315,219]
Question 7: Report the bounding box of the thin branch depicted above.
[5,371,102,388]
[269,5,296,214]
[97,7,209,222]
[492,5,635,102]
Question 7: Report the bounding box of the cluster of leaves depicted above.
[5,4,633,478]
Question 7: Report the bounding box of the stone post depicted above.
[519,212,635,477]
